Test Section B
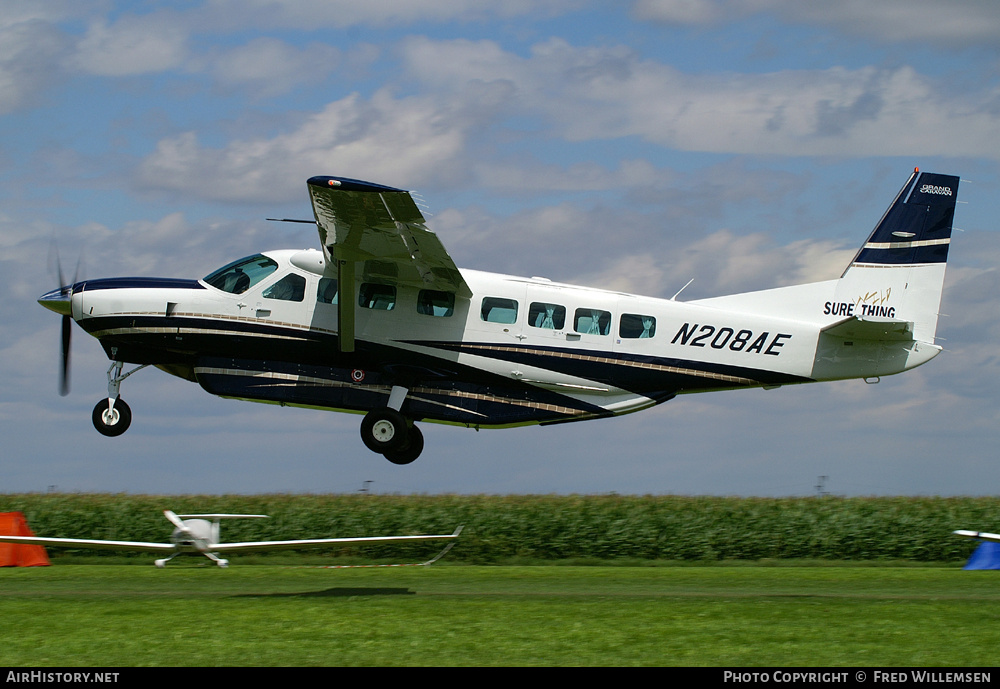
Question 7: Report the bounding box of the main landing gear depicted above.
[92,358,148,437]
[360,385,424,465]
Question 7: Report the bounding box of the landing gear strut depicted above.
[92,358,148,437]
[359,385,424,464]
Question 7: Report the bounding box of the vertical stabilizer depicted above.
[834,169,959,343]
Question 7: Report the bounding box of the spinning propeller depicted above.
[164,510,195,539]
[39,252,80,396]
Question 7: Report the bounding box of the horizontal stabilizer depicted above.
[176,514,268,520]
[820,316,914,342]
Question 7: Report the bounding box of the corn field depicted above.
[1,493,996,562]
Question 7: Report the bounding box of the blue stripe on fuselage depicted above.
[76,277,205,293]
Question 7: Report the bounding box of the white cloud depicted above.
[199,38,342,98]
[402,36,1000,160]
[633,0,1000,48]
[73,14,190,76]
[0,20,69,114]
[569,230,854,299]
[198,0,581,29]
[137,87,497,202]
[0,1,82,30]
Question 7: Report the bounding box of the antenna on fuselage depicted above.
[671,278,694,301]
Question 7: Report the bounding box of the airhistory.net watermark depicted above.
[5,672,119,683]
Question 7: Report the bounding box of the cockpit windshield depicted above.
[203,254,278,294]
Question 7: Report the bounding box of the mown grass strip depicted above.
[0,565,996,666]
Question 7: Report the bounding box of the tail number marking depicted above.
[671,323,791,356]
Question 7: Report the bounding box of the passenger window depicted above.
[262,274,306,302]
[529,302,566,330]
[359,283,396,310]
[481,297,518,324]
[317,278,338,304]
[574,308,611,335]
[620,313,656,339]
[418,290,454,317]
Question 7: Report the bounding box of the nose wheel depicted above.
[92,397,132,437]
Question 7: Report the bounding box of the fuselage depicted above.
[56,248,937,430]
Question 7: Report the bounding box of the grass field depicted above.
[0,563,997,666]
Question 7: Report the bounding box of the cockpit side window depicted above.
[263,274,306,302]
[204,255,278,295]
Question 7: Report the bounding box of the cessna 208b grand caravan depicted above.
[39,168,959,464]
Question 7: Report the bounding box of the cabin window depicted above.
[317,278,338,304]
[418,290,455,317]
[359,283,396,310]
[574,308,611,336]
[528,302,566,330]
[620,313,656,339]
[263,274,306,302]
[203,254,278,295]
[481,297,518,324]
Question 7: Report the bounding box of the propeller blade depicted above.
[163,510,187,531]
[59,315,71,396]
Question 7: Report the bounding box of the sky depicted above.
[2,0,999,497]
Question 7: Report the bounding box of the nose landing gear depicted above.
[92,358,148,437]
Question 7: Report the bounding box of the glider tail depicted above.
[833,168,960,344]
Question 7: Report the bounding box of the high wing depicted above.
[0,535,174,553]
[210,525,464,554]
[307,176,471,352]
[954,530,1000,543]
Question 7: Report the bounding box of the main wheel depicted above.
[92,398,132,437]
[360,408,408,454]
[383,425,424,465]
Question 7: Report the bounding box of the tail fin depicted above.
[834,168,960,344]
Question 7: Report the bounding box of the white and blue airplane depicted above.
[39,168,959,464]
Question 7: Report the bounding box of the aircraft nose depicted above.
[38,287,73,316]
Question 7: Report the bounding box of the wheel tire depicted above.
[92,398,132,437]
[360,408,408,454]
[383,425,424,465]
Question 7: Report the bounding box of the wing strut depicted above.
[338,259,356,353]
